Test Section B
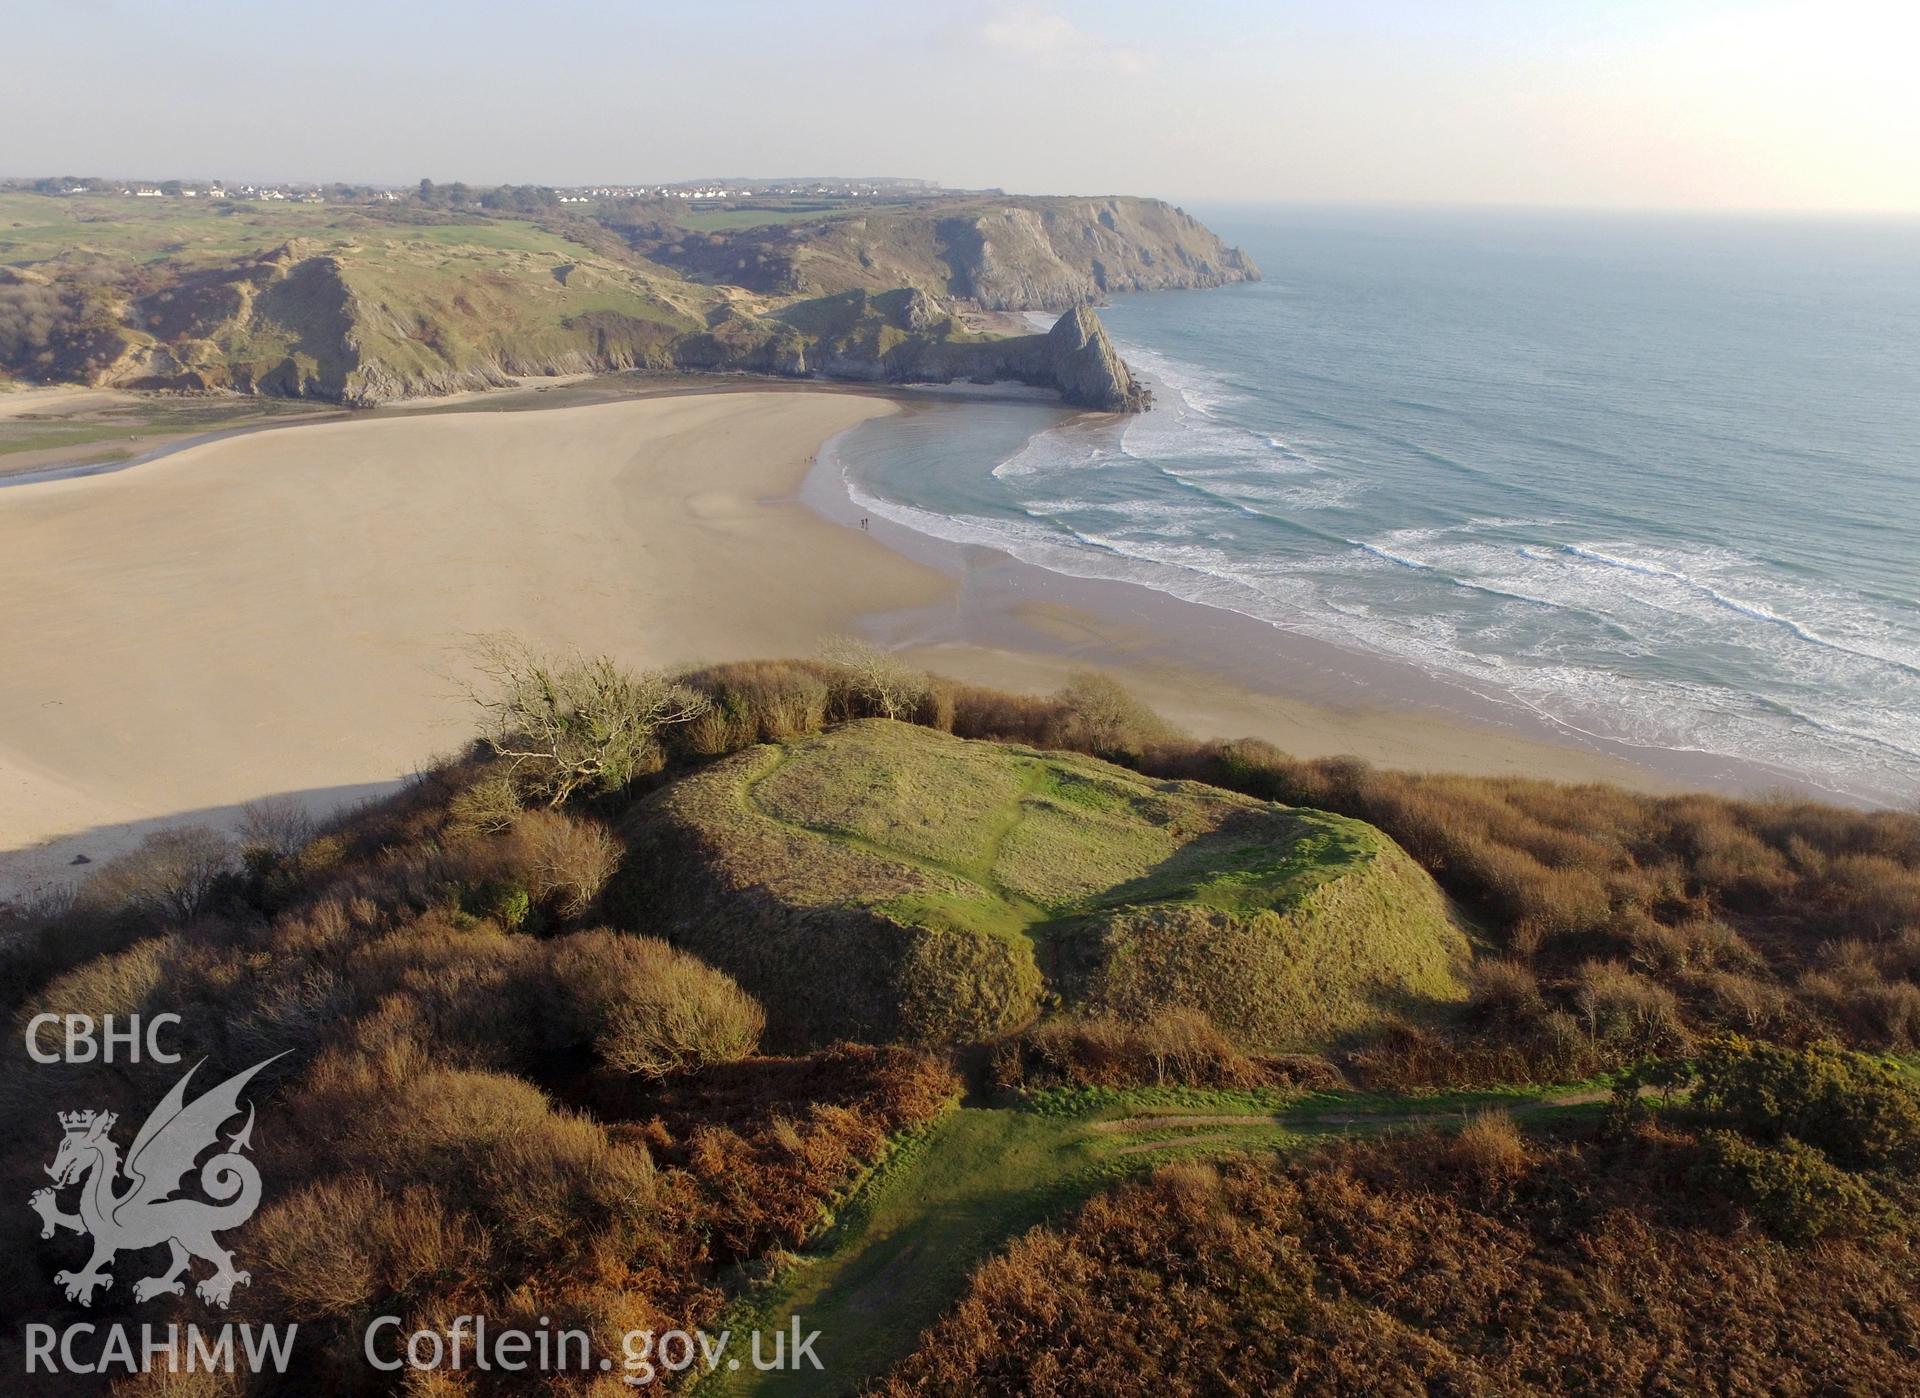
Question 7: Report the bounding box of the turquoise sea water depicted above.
[834,207,1920,805]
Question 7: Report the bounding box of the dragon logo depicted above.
[29,1053,285,1310]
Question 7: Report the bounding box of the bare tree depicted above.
[1049,670,1173,759]
[238,796,316,861]
[79,826,235,922]
[820,634,928,721]
[462,633,709,805]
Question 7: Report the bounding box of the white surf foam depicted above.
[834,329,1920,803]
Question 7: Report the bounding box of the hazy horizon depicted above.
[5,0,1916,215]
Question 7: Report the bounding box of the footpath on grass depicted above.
[693,1078,1616,1396]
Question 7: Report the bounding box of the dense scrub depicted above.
[879,1044,1920,1395]
[4,651,1919,1390]
[1172,745,1920,1082]
[988,1009,1347,1093]
[0,762,957,1391]
[7,654,1917,1082]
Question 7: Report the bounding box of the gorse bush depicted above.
[1685,1036,1920,1170]
[445,772,522,836]
[1691,1131,1880,1243]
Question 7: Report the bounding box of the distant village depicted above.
[6,175,949,209]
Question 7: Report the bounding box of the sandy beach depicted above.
[0,391,939,894]
[0,385,1694,899]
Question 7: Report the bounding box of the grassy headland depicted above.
[0,188,1254,409]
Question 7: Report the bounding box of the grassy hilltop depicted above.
[0,187,1255,407]
[637,721,1465,1048]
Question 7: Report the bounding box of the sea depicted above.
[826,206,1920,807]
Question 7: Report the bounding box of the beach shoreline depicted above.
[803,408,1834,801]
[0,378,1861,902]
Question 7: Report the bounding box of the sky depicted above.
[3,0,1916,212]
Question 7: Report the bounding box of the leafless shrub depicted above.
[1574,960,1689,1054]
[315,1064,656,1273]
[1629,915,1759,977]
[1045,671,1174,760]
[1468,958,1546,1032]
[544,929,765,1079]
[680,661,836,755]
[1685,969,1794,1035]
[1009,1009,1265,1090]
[77,826,235,922]
[238,797,317,862]
[948,685,1061,744]
[245,1176,484,1321]
[819,634,929,721]
[511,808,623,920]
[462,633,708,804]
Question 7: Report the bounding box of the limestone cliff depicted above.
[1,192,1223,412]
[1042,305,1147,411]
[770,290,1145,411]
[942,198,1259,311]
[627,195,1260,310]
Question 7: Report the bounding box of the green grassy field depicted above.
[648,722,1469,1049]
[672,206,847,232]
[670,202,918,232]
[0,391,330,464]
[0,193,347,266]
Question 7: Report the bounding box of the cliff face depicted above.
[942,198,1259,311]
[769,290,1144,410]
[16,239,711,405]
[629,195,1260,310]
[1,191,1228,412]
[34,248,1147,411]
[1043,305,1148,410]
